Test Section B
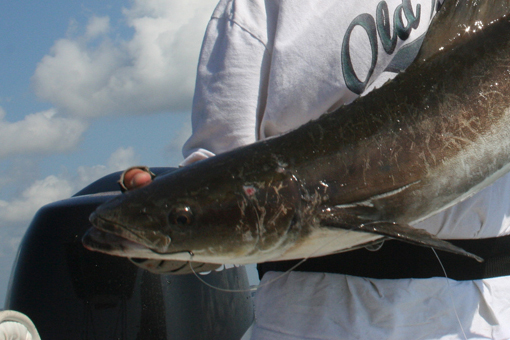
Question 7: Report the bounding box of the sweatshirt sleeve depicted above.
[181,0,271,165]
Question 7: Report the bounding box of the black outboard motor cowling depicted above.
[5,168,254,340]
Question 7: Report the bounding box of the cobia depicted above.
[83,0,510,267]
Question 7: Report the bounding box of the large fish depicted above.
[84,0,510,267]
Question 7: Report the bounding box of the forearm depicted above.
[182,2,271,162]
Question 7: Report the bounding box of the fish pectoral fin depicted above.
[129,258,222,275]
[319,215,483,262]
[357,222,482,262]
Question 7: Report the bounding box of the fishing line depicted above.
[189,243,469,339]
[432,248,468,340]
[188,257,309,293]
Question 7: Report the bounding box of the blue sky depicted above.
[0,0,222,305]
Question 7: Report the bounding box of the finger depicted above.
[118,166,155,191]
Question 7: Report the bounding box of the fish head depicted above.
[84,162,303,264]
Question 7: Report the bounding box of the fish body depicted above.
[84,0,510,265]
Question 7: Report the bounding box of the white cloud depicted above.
[85,16,110,39]
[106,146,139,170]
[33,0,218,118]
[75,146,139,187]
[0,107,88,159]
[0,175,73,223]
[0,147,139,223]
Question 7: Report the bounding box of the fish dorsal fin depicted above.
[417,0,510,61]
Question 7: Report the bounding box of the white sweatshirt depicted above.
[182,0,510,338]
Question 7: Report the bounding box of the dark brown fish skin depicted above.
[85,0,510,264]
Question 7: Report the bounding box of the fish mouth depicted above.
[82,227,147,254]
[84,211,187,257]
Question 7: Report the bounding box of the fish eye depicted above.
[168,206,193,227]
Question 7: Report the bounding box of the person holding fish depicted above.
[122,0,510,339]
